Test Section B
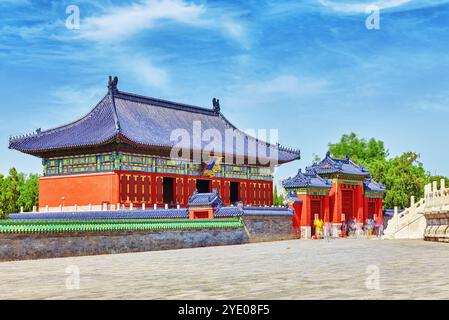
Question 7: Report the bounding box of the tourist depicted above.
[341,220,347,238]
[355,220,362,238]
[375,219,382,238]
[324,222,332,242]
[314,218,324,239]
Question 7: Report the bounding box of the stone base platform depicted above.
[424,210,449,243]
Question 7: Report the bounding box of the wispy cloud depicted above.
[117,55,170,89]
[74,0,249,47]
[78,0,206,42]
[318,0,412,13]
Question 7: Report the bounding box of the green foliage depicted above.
[18,173,39,212]
[273,185,285,206]
[327,133,448,209]
[328,132,388,167]
[0,168,38,218]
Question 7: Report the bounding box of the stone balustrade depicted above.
[423,179,449,242]
[384,179,449,240]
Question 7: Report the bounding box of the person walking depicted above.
[324,222,332,242]
[375,218,382,238]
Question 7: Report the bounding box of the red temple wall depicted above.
[39,171,273,208]
[39,172,120,207]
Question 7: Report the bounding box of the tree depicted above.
[0,168,39,218]
[18,173,39,212]
[273,185,280,206]
[380,152,428,208]
[328,132,388,167]
[3,168,20,214]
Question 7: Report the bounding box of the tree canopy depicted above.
[0,169,38,218]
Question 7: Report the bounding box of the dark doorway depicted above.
[342,190,354,219]
[230,181,239,204]
[163,177,174,205]
[196,179,211,193]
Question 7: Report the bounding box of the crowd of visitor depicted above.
[312,216,383,240]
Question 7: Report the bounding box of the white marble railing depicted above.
[424,179,449,212]
[384,178,449,239]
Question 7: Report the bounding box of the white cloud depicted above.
[121,55,169,89]
[79,0,206,41]
[318,0,412,13]
[77,0,248,46]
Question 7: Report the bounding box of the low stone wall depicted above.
[0,214,296,261]
[242,214,296,242]
[424,210,449,243]
[0,229,249,262]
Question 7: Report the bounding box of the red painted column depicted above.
[183,176,190,205]
[268,181,273,206]
[323,195,330,222]
[223,180,230,205]
[363,197,369,221]
[156,176,163,204]
[290,201,302,228]
[300,194,310,227]
[333,183,342,223]
[356,184,364,223]
[378,198,383,223]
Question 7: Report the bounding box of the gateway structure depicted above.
[9,77,300,210]
[283,152,385,237]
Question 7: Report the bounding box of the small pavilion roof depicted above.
[306,151,370,176]
[282,169,332,189]
[188,190,223,207]
[9,77,300,164]
[364,177,386,192]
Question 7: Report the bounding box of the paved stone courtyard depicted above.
[0,239,448,299]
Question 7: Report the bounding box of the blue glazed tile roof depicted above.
[364,177,386,192]
[214,206,242,217]
[9,77,300,164]
[242,206,293,216]
[306,151,370,176]
[188,190,223,207]
[9,209,189,220]
[282,168,332,189]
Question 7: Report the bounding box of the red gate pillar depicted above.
[324,195,330,222]
[356,184,364,223]
[333,184,343,223]
[377,198,383,223]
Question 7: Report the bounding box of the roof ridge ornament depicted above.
[108,76,119,93]
[212,97,220,114]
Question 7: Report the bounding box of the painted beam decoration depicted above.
[42,152,274,181]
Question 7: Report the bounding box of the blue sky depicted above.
[1,0,449,183]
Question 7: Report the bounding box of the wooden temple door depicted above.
[342,190,354,220]
[188,178,196,199]
[175,177,184,206]
[239,182,246,205]
[156,176,163,205]
[311,199,322,235]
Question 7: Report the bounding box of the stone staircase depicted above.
[383,179,449,241]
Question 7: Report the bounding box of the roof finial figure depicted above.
[326,150,331,157]
[108,76,119,93]
[345,153,350,161]
[212,97,220,114]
